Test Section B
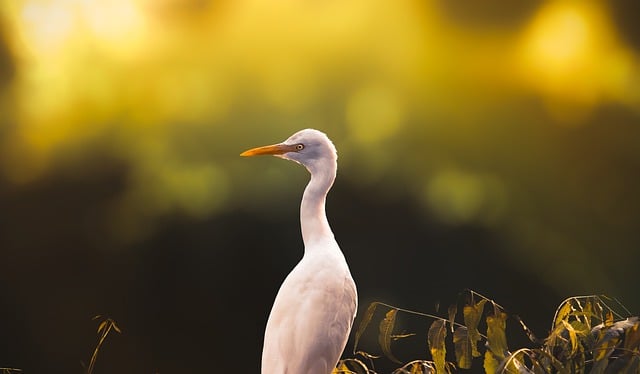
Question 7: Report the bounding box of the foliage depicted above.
[83,315,122,374]
[0,315,121,374]
[334,290,640,374]
[2,295,638,373]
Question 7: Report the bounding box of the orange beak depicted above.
[240,143,297,157]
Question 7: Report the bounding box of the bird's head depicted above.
[241,129,337,174]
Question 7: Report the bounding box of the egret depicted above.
[241,129,358,374]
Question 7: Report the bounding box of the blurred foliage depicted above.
[336,291,640,373]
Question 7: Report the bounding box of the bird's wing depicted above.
[261,258,356,374]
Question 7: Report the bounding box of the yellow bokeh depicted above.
[346,84,405,145]
[516,1,639,123]
[1,0,639,253]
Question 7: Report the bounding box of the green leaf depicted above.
[463,298,486,357]
[427,319,447,373]
[486,312,508,360]
[453,326,472,369]
[569,319,589,337]
[378,309,402,364]
[353,302,377,354]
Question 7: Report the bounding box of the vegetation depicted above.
[3,291,638,373]
[83,315,121,374]
[1,315,120,374]
[334,290,640,374]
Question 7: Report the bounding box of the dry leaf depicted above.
[379,309,402,364]
[353,302,377,354]
[561,320,578,356]
[427,319,447,373]
[554,301,572,329]
[486,312,508,360]
[463,299,486,357]
[483,350,500,374]
[453,326,472,369]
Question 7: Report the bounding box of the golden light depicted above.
[20,0,74,56]
[3,0,148,185]
[517,1,639,124]
[524,4,590,73]
[18,0,144,57]
[80,0,143,48]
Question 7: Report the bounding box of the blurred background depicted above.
[0,0,639,372]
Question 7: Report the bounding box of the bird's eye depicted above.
[296,144,304,151]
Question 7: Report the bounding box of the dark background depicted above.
[1,1,640,373]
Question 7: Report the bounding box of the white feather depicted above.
[248,129,358,374]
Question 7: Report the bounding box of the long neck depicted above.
[300,163,336,249]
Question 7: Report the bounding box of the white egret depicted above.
[241,129,358,374]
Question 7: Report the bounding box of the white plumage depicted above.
[241,129,358,374]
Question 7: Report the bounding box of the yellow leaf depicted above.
[604,310,613,327]
[428,319,447,373]
[112,322,122,334]
[623,320,640,352]
[593,298,604,323]
[483,350,500,374]
[561,320,578,356]
[544,323,563,351]
[486,312,508,360]
[379,309,402,364]
[593,327,620,362]
[355,350,380,360]
[463,299,486,357]
[553,301,572,328]
[392,333,416,340]
[97,320,107,334]
[410,362,422,374]
[504,352,533,374]
[569,320,589,337]
[353,302,377,354]
[453,326,472,369]
[332,361,349,374]
[583,299,593,329]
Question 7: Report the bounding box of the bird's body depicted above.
[241,129,357,374]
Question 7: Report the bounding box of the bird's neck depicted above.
[300,165,336,249]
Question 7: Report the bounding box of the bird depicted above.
[241,129,358,374]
